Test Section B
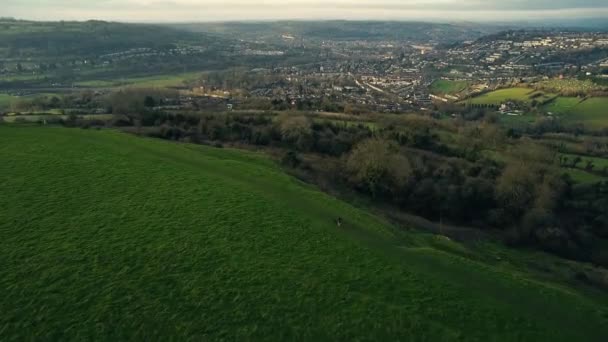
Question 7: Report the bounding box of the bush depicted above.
[345,138,412,198]
[281,151,301,168]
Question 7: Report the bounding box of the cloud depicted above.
[3,0,608,21]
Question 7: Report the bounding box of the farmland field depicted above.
[562,153,608,169]
[465,87,608,128]
[498,113,538,128]
[0,93,18,109]
[543,97,608,128]
[544,97,582,115]
[1,126,608,340]
[429,80,469,94]
[465,87,555,105]
[563,168,606,184]
[564,98,608,127]
[74,71,202,89]
[1,113,114,123]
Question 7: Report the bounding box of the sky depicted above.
[3,0,608,22]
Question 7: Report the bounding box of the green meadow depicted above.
[75,72,202,89]
[466,87,559,106]
[466,88,549,105]
[543,97,608,128]
[1,126,608,340]
[0,93,19,109]
[544,96,583,115]
[563,98,608,127]
[430,80,469,94]
[466,87,608,128]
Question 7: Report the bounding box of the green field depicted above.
[466,88,549,105]
[0,93,18,109]
[544,97,582,115]
[564,168,607,184]
[430,80,469,94]
[0,93,66,113]
[74,72,202,89]
[562,153,608,170]
[1,126,608,340]
[564,98,608,127]
[498,113,538,128]
[1,113,114,123]
[561,153,608,183]
[543,97,608,128]
[466,87,608,128]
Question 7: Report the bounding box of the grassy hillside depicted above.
[564,98,608,127]
[74,71,202,89]
[544,96,582,114]
[430,80,469,94]
[466,87,555,105]
[0,93,17,109]
[466,88,608,128]
[1,126,607,340]
[544,97,608,128]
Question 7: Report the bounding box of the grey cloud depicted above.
[2,0,607,21]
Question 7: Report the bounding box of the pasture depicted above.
[564,168,606,184]
[0,93,17,109]
[465,87,555,105]
[466,87,530,104]
[544,97,582,115]
[566,98,608,127]
[74,72,202,89]
[1,126,607,340]
[544,97,608,128]
[429,80,469,94]
[466,87,608,129]
[561,153,608,171]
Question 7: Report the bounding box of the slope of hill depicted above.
[1,126,607,340]
[0,20,243,90]
[0,19,216,58]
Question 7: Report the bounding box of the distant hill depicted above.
[0,19,219,58]
[169,21,504,44]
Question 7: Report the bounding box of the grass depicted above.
[542,97,608,128]
[560,153,608,183]
[430,80,469,94]
[466,88,541,105]
[75,72,202,89]
[498,113,538,128]
[1,114,114,123]
[564,98,608,128]
[465,87,607,129]
[1,126,608,340]
[0,93,19,109]
[562,153,608,170]
[465,88,558,106]
[544,97,582,115]
[564,168,606,184]
[0,93,66,112]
